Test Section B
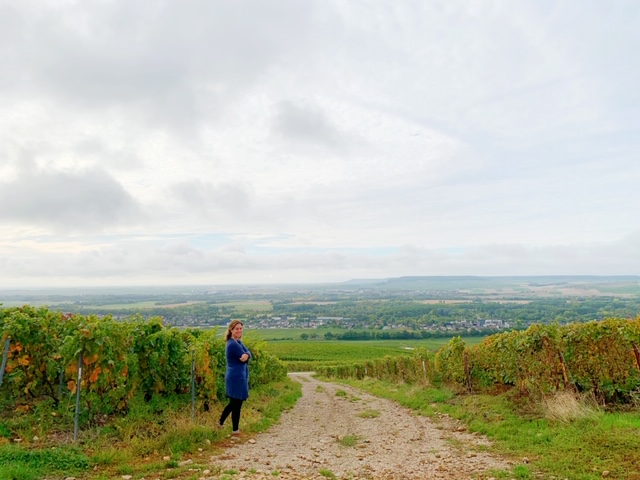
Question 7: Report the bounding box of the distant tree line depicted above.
[320,328,495,340]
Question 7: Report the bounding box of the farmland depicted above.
[2,275,640,339]
[248,330,486,371]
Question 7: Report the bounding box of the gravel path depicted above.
[207,373,513,480]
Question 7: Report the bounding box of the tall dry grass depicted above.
[542,391,602,423]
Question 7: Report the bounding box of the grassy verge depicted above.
[327,377,640,480]
[0,378,301,480]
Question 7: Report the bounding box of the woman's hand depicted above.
[240,353,249,362]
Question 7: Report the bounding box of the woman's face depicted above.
[231,323,243,339]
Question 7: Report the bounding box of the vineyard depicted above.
[316,317,640,405]
[0,306,287,427]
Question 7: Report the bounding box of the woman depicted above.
[219,320,251,434]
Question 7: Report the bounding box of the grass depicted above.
[357,409,380,418]
[215,300,274,313]
[0,444,90,480]
[318,468,336,478]
[328,377,640,479]
[0,378,302,480]
[541,391,601,422]
[0,464,41,480]
[337,434,361,447]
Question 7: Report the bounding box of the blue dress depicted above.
[225,338,251,400]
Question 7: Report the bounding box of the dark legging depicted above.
[219,397,244,431]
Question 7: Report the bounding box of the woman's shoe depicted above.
[231,430,240,435]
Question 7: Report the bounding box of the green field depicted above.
[215,300,273,312]
[245,330,485,371]
[0,300,68,308]
[247,327,346,340]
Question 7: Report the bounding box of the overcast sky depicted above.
[1,1,639,288]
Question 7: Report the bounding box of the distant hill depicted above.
[338,275,640,295]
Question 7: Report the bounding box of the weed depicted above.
[484,468,513,479]
[0,423,10,438]
[335,389,347,397]
[90,447,130,466]
[271,469,280,476]
[318,468,336,478]
[512,464,532,478]
[116,464,134,475]
[357,409,380,418]
[337,434,361,447]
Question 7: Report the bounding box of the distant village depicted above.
[174,314,510,333]
[247,315,509,331]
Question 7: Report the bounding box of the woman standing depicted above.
[219,320,251,434]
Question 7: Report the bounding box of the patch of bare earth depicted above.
[206,373,513,480]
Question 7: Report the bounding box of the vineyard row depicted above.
[316,317,640,404]
[0,306,287,418]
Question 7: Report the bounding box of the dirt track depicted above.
[205,373,513,479]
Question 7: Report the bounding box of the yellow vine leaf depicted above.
[83,353,100,365]
[67,380,77,394]
[65,363,77,376]
[17,356,30,366]
[88,367,101,383]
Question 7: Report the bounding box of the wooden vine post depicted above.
[422,359,429,386]
[74,351,83,442]
[0,338,10,388]
[632,343,640,371]
[557,350,575,392]
[463,352,473,393]
[191,347,196,420]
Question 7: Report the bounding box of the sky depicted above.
[1,0,639,288]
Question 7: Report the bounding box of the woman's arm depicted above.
[240,344,251,362]
[229,341,251,362]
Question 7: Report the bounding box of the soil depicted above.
[204,373,514,480]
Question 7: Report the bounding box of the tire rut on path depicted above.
[207,373,513,480]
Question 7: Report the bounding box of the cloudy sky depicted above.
[1,1,639,288]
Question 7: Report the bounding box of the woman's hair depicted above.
[225,320,244,341]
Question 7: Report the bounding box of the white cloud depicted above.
[0,0,639,287]
[0,167,142,232]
